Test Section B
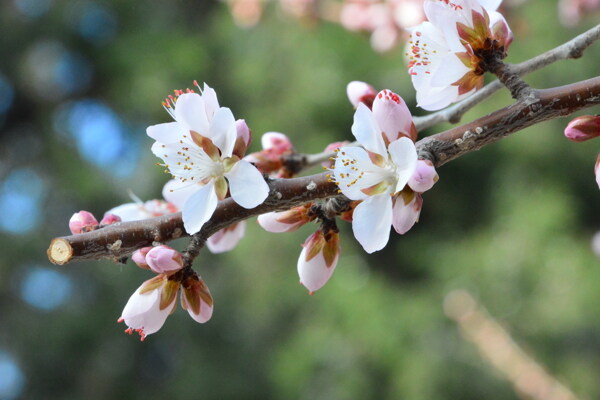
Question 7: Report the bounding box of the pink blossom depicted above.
[408,159,439,192]
[180,274,214,323]
[206,222,247,253]
[69,210,98,234]
[564,115,600,142]
[297,229,340,293]
[244,132,295,177]
[131,247,152,270]
[145,245,184,275]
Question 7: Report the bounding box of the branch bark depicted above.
[47,75,600,265]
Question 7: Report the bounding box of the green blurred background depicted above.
[0,1,599,399]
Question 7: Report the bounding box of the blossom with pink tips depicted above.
[99,213,121,226]
[131,247,152,270]
[180,274,214,323]
[148,82,269,235]
[107,199,178,222]
[297,228,341,293]
[69,210,98,234]
[407,0,513,110]
[331,90,418,253]
[564,115,600,142]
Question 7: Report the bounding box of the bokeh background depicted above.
[1,0,599,399]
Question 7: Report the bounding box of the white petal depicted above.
[206,221,246,253]
[182,181,219,234]
[257,212,303,233]
[147,122,185,144]
[424,0,479,52]
[352,103,387,157]
[479,0,501,11]
[173,93,210,134]
[202,83,220,121]
[430,53,470,87]
[209,107,237,158]
[297,244,339,293]
[388,138,418,193]
[414,82,460,111]
[120,282,175,336]
[162,179,203,210]
[225,160,269,209]
[352,194,393,253]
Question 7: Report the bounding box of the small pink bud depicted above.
[69,210,99,234]
[564,115,600,142]
[206,221,246,253]
[131,247,153,270]
[261,132,293,154]
[145,245,184,274]
[258,205,313,233]
[233,119,252,158]
[99,213,121,226]
[595,154,600,189]
[392,191,423,235]
[297,229,340,293]
[408,160,438,193]
[346,81,377,109]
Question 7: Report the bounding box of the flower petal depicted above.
[333,146,390,200]
[388,137,418,193]
[297,231,340,293]
[225,160,269,209]
[392,192,423,234]
[162,179,202,210]
[147,122,186,144]
[202,83,220,121]
[352,103,387,157]
[352,193,393,253]
[173,93,210,134]
[372,90,415,142]
[209,107,237,158]
[182,180,218,234]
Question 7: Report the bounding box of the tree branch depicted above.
[47,76,600,265]
[413,24,600,130]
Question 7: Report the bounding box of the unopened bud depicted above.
[346,81,377,109]
[408,159,438,193]
[261,132,293,154]
[181,274,213,323]
[69,210,98,234]
[131,247,153,270]
[392,191,423,235]
[146,245,184,274]
[99,213,121,226]
[595,154,600,189]
[233,119,252,158]
[373,89,417,142]
[564,115,600,142]
[297,228,340,293]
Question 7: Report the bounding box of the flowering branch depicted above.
[47,75,600,265]
[413,24,600,130]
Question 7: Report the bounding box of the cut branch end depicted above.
[48,238,73,265]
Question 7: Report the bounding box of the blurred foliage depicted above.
[0,0,599,399]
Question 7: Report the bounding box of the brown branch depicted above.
[47,75,600,265]
[413,24,600,130]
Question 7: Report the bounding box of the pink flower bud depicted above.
[346,81,377,109]
[145,245,184,274]
[131,247,153,270]
[297,229,340,293]
[564,115,600,142]
[261,132,294,153]
[181,274,213,323]
[99,213,121,226]
[69,210,98,234]
[596,154,600,189]
[233,119,252,158]
[372,89,417,142]
[408,160,438,193]
[392,191,423,235]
